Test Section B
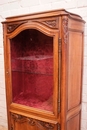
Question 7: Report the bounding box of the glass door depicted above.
[10,29,54,112]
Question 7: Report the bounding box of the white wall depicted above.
[0,0,87,130]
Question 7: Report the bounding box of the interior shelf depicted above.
[15,55,53,60]
[11,55,53,75]
[12,71,53,76]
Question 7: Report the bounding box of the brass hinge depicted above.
[11,126,14,130]
[58,38,62,53]
[58,123,61,130]
[58,38,62,113]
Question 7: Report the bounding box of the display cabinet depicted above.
[2,9,85,130]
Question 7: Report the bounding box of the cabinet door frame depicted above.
[4,21,60,121]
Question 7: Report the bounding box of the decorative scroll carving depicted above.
[11,113,26,123]
[62,18,68,44]
[11,113,55,130]
[38,121,55,130]
[7,24,18,33]
[11,113,23,120]
[43,20,56,28]
[27,118,36,126]
[7,21,27,33]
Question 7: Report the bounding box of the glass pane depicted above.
[10,29,53,112]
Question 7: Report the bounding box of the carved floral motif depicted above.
[7,24,18,33]
[62,18,68,44]
[7,21,27,33]
[43,20,56,28]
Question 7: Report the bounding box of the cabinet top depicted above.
[2,9,85,23]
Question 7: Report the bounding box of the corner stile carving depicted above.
[62,18,68,44]
[11,113,55,130]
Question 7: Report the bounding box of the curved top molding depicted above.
[7,18,59,33]
[7,21,58,39]
[2,9,85,24]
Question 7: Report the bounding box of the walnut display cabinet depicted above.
[2,9,85,130]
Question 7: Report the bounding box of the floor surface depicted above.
[0,126,7,130]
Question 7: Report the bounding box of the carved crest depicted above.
[62,18,68,44]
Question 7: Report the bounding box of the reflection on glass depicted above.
[11,29,53,111]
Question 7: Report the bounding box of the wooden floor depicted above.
[0,126,7,130]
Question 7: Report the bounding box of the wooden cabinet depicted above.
[2,9,85,130]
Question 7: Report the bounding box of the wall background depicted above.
[0,0,87,130]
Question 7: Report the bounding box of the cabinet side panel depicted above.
[67,114,80,130]
[68,31,83,110]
